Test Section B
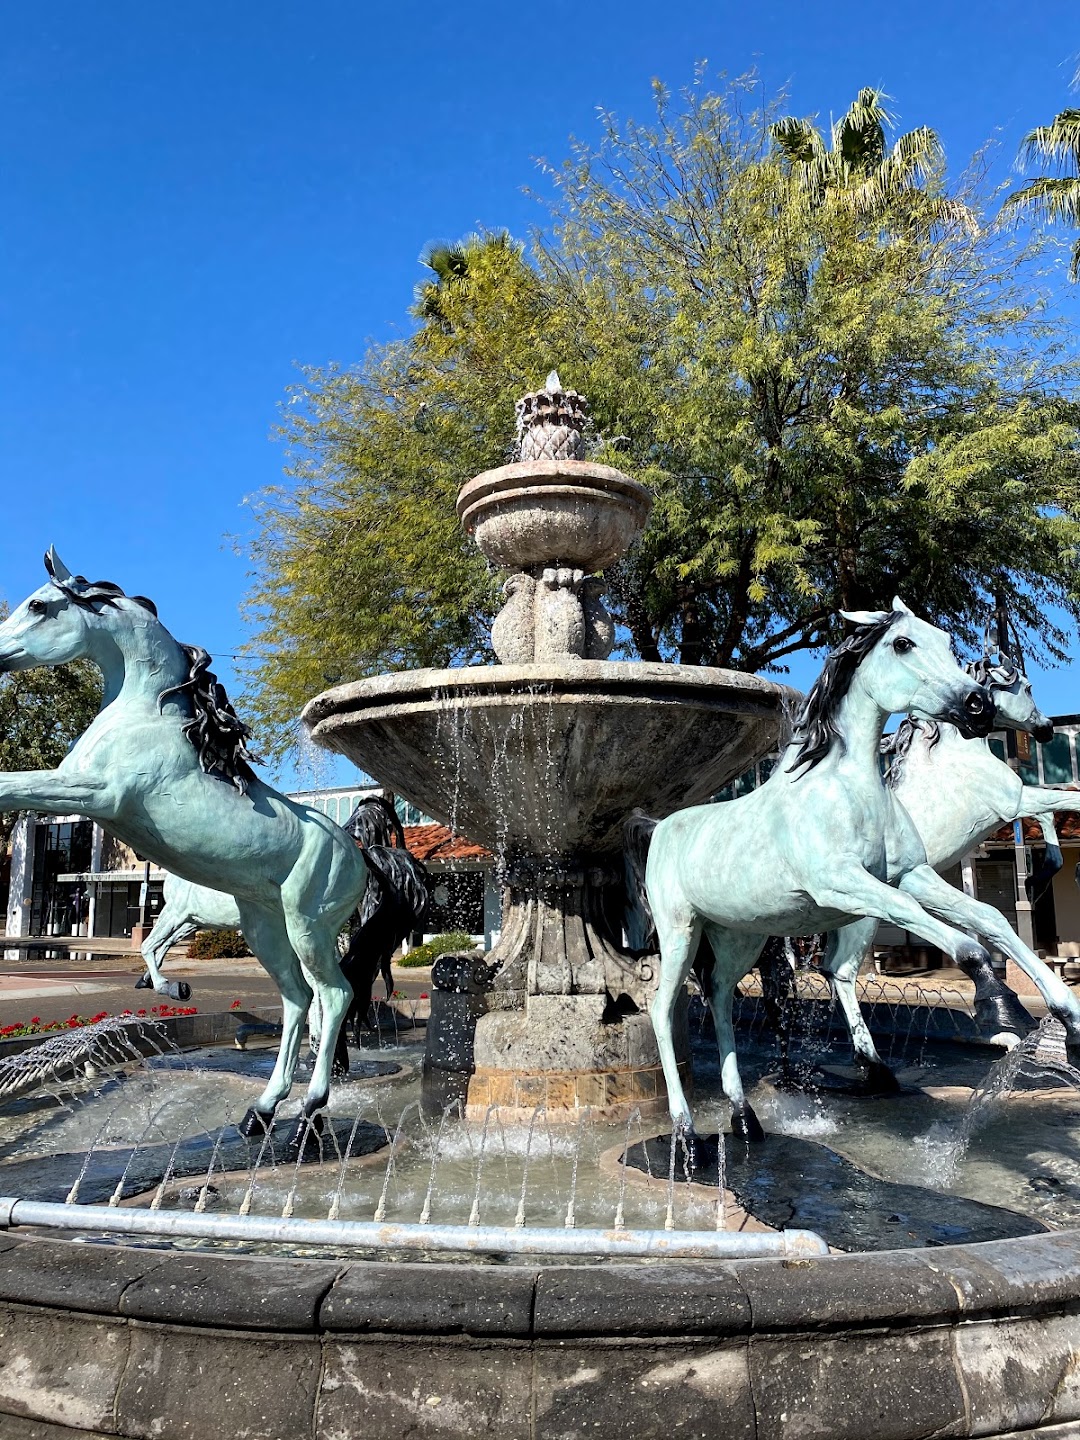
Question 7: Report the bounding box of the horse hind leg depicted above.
[822,922,899,1093]
[233,902,313,1138]
[281,912,353,1160]
[701,924,768,1143]
[648,912,702,1140]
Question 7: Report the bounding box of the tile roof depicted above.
[989,811,1080,845]
[402,823,492,864]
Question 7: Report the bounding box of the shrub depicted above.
[398,932,478,968]
[187,927,251,960]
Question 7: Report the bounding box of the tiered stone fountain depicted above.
[304,374,793,1120]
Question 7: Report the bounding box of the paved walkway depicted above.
[0,946,433,1026]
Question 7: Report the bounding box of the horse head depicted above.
[842,598,994,739]
[968,651,1053,744]
[0,549,119,673]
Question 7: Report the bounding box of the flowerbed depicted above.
[0,1002,198,1040]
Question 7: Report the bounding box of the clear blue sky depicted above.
[2,1,1079,787]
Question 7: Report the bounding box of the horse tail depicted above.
[623,809,658,951]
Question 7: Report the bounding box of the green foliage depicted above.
[243,73,1080,758]
[398,931,479,968]
[0,603,102,843]
[186,927,252,959]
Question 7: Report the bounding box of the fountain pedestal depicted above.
[304,374,794,1121]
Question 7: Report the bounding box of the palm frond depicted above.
[1017,110,1080,170]
[1002,174,1080,226]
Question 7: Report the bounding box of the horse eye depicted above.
[893,636,915,654]
[26,600,48,616]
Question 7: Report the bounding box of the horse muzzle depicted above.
[952,684,995,738]
[1033,719,1054,744]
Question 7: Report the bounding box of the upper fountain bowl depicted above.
[456,459,652,573]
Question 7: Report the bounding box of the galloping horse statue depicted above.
[812,650,1080,1081]
[0,549,366,1155]
[760,650,1067,1088]
[626,600,1080,1156]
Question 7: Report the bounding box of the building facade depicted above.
[4,720,1080,964]
[3,784,501,953]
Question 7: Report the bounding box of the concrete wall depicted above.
[0,1230,1077,1438]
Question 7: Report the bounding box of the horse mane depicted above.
[883,650,1019,788]
[44,557,258,795]
[343,795,406,851]
[159,646,259,794]
[787,611,902,773]
[881,717,941,788]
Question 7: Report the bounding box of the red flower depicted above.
[30,1017,41,1025]
[230,999,242,1009]
[419,993,428,1000]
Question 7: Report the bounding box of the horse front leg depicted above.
[139,912,195,1001]
[0,769,107,816]
[899,865,1080,1062]
[821,921,899,1092]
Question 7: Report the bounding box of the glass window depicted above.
[1019,752,1039,786]
[988,737,1007,764]
[1040,733,1075,786]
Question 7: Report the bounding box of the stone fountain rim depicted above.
[1,1227,1079,1440]
[302,660,800,731]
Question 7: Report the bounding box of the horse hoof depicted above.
[237,1107,274,1139]
[134,972,152,991]
[682,1132,721,1176]
[857,1061,900,1095]
[731,1106,765,1143]
[167,981,191,1001]
[974,995,1036,1042]
[283,1112,326,1164]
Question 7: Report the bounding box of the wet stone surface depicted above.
[622,1131,1049,1251]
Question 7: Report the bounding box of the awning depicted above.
[57,870,166,884]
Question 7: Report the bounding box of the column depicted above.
[4,815,35,959]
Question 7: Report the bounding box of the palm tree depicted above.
[412,231,521,333]
[771,88,969,231]
[1003,109,1080,279]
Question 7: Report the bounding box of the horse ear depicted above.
[891,596,914,615]
[840,608,891,626]
[44,547,73,584]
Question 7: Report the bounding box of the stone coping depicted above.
[302,658,797,726]
[0,1231,1079,1438]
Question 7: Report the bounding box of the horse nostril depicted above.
[1035,722,1054,744]
[964,691,988,717]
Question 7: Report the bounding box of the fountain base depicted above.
[466,997,690,1122]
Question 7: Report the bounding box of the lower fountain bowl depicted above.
[302,660,796,855]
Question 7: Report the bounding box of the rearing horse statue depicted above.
[0,549,366,1155]
[626,599,1080,1156]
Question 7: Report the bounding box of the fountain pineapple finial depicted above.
[515,370,589,462]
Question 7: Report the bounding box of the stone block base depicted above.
[463,991,690,1121]
[1005,957,1042,998]
[465,1059,691,1123]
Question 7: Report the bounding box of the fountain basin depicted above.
[303,660,793,857]
[456,458,652,572]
